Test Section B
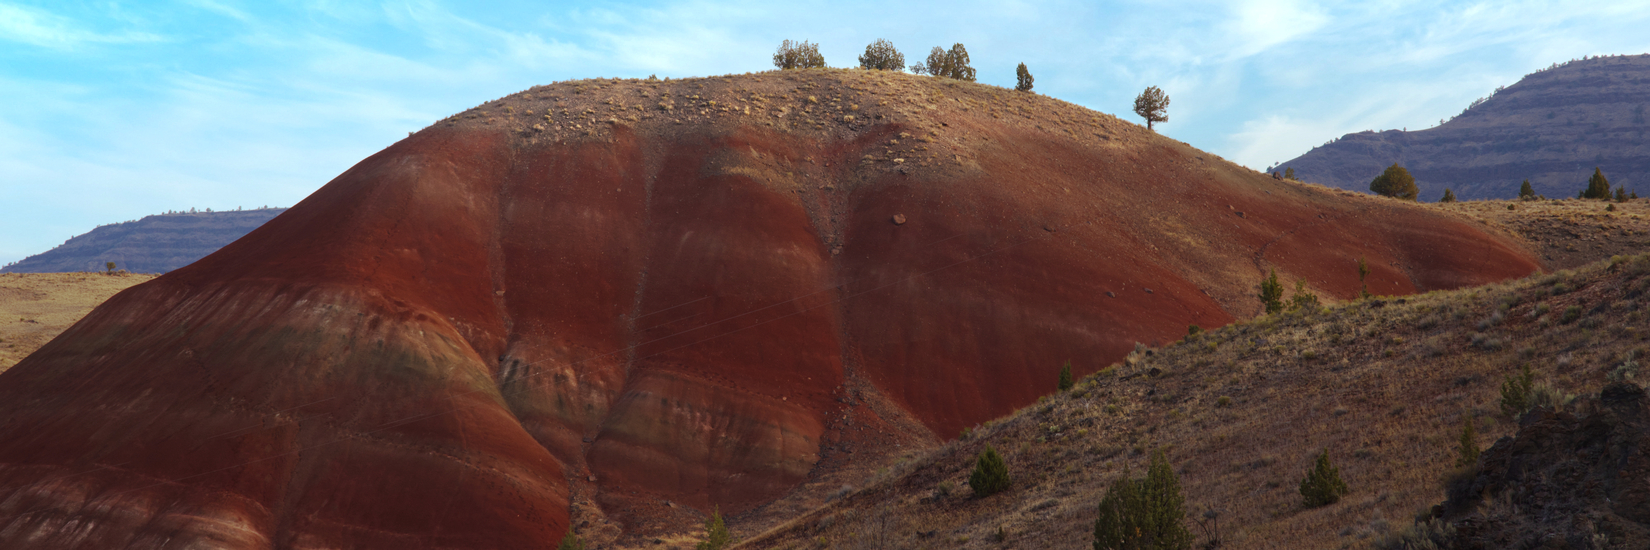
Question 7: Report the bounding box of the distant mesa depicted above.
[1276,54,1650,200]
[1,208,287,274]
[0,69,1540,548]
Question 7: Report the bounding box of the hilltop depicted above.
[1277,54,1650,201]
[0,208,287,274]
[0,68,1537,549]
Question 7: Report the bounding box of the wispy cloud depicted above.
[0,3,165,49]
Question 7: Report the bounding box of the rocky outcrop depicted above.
[1277,54,1650,201]
[1436,383,1650,549]
[0,69,1542,548]
[1,208,287,274]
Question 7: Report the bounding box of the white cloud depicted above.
[0,3,165,49]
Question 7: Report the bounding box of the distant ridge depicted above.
[1,208,286,274]
[1276,54,1650,200]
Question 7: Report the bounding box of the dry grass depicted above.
[736,246,1650,549]
[0,272,155,372]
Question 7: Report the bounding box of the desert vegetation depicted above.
[1369,163,1419,200]
[1132,86,1170,130]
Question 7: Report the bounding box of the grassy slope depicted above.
[735,199,1650,550]
[0,272,156,372]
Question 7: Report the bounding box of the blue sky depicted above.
[3,0,1650,266]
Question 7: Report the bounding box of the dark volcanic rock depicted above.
[1436,382,1650,549]
[1278,54,1650,201]
[1,208,286,273]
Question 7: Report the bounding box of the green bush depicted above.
[1519,179,1536,200]
[1373,518,1456,550]
[1299,449,1349,508]
[1439,188,1457,202]
[970,445,1011,497]
[857,39,904,71]
[1562,305,1582,324]
[1093,450,1192,550]
[558,530,585,550]
[1015,62,1034,92]
[912,44,976,81]
[696,507,733,550]
[1260,269,1285,315]
[1058,361,1074,392]
[1284,167,1296,180]
[772,40,826,70]
[1456,416,1479,468]
[1369,163,1418,200]
[1288,279,1320,312]
[1186,324,1202,337]
[1581,167,1611,199]
[1499,364,1535,416]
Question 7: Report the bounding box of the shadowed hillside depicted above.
[742,244,1650,550]
[1277,54,1650,201]
[0,68,1540,549]
[1,208,287,274]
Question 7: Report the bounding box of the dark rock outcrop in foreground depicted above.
[1437,382,1650,549]
[1,208,287,274]
[1277,54,1650,201]
[0,69,1541,549]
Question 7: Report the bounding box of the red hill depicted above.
[0,69,1539,548]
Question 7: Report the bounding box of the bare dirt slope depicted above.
[0,272,155,372]
[1276,54,1650,201]
[0,68,1539,549]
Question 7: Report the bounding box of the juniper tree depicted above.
[1284,167,1295,180]
[914,44,977,81]
[696,507,733,550]
[858,39,904,71]
[1058,360,1074,391]
[1357,257,1371,299]
[1093,451,1192,550]
[1616,186,1629,202]
[1299,449,1349,508]
[1369,163,1418,200]
[970,445,1011,497]
[1016,62,1034,92]
[1260,269,1285,315]
[1456,415,1480,469]
[1581,167,1611,199]
[558,531,585,550]
[1440,188,1457,202]
[772,40,825,70]
[1519,179,1536,200]
[1133,86,1170,131]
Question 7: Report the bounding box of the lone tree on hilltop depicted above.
[1369,163,1418,200]
[1093,450,1192,550]
[773,40,825,70]
[1581,167,1611,199]
[1440,188,1457,202]
[1016,62,1034,92]
[1133,86,1170,130]
[912,44,977,81]
[1519,179,1536,200]
[858,39,904,71]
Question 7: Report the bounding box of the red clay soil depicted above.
[0,69,1540,548]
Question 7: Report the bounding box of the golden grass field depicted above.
[0,272,155,372]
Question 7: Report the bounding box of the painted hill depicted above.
[0,208,287,274]
[0,68,1540,549]
[1276,54,1650,201]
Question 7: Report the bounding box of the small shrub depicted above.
[1562,305,1582,324]
[1439,188,1457,202]
[970,445,1011,497]
[1260,269,1285,315]
[1528,383,1571,411]
[1299,449,1349,508]
[1187,324,1202,337]
[1611,351,1641,382]
[1289,279,1320,312]
[1059,361,1075,392]
[696,507,733,550]
[1216,396,1232,407]
[1372,518,1456,550]
[1456,415,1480,468]
[1500,364,1535,416]
[558,530,585,550]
